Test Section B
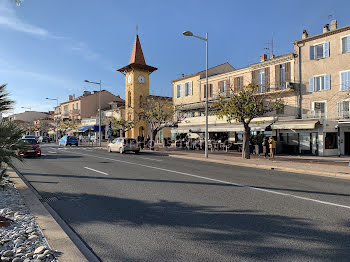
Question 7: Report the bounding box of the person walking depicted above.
[262,137,269,158]
[268,137,276,159]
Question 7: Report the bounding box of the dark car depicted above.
[17,138,41,157]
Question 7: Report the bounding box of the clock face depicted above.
[128,75,132,84]
[138,75,145,84]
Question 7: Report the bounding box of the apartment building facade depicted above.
[56,90,122,121]
[173,20,350,156]
[292,20,350,156]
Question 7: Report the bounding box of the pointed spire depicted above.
[128,34,146,65]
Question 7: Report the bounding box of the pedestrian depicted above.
[268,137,276,159]
[262,137,269,158]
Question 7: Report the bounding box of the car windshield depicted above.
[126,139,136,143]
[22,139,37,145]
[68,136,77,140]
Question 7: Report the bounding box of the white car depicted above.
[107,137,140,154]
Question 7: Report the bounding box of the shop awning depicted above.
[338,121,350,126]
[271,119,319,130]
[175,121,274,133]
[78,125,94,132]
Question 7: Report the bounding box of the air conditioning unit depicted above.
[286,82,295,89]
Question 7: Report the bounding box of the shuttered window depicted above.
[310,42,330,60]
[341,71,350,91]
[176,85,181,98]
[309,75,331,92]
[185,81,192,96]
[337,101,350,118]
[258,69,265,93]
[341,36,350,53]
[234,77,243,91]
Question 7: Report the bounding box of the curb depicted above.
[8,168,99,262]
[166,153,350,181]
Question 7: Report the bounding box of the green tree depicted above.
[141,96,175,147]
[213,84,283,159]
[0,84,25,185]
[107,110,136,136]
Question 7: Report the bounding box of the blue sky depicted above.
[1,0,350,115]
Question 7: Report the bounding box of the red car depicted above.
[17,138,41,157]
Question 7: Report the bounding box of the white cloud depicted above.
[0,0,51,37]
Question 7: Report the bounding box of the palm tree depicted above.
[0,84,25,186]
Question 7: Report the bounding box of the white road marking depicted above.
[69,151,350,210]
[140,157,163,162]
[48,151,57,154]
[84,167,109,176]
[41,154,47,156]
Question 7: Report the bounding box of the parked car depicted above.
[38,136,49,143]
[107,137,140,154]
[22,135,38,142]
[58,135,79,146]
[16,138,41,157]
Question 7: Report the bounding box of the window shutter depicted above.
[309,77,314,92]
[338,101,343,117]
[347,37,350,53]
[324,74,331,90]
[189,81,193,95]
[323,42,330,57]
[234,77,238,92]
[275,65,281,90]
[285,62,291,82]
[341,72,346,91]
[226,79,230,95]
[342,37,347,53]
[310,45,315,60]
[265,67,270,92]
[210,84,213,97]
[252,71,257,85]
[203,85,206,98]
[218,81,222,93]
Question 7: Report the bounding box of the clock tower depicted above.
[117,34,157,138]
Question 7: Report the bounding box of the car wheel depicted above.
[69,143,72,147]
[108,146,112,153]
[134,150,140,154]
[75,143,78,147]
[119,147,124,154]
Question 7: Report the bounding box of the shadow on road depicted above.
[20,172,350,198]
[37,190,350,262]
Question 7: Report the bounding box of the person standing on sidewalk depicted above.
[268,137,276,159]
[262,137,269,158]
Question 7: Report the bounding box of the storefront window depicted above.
[325,133,337,149]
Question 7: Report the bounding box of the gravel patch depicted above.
[0,177,57,262]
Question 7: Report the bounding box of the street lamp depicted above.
[183,30,209,158]
[84,80,102,147]
[46,97,59,144]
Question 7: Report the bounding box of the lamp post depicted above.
[45,98,59,144]
[84,80,102,147]
[183,30,209,158]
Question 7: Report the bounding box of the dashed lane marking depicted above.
[84,167,109,176]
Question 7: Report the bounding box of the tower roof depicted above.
[117,34,158,74]
[129,35,146,65]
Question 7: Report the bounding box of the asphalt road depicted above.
[13,144,350,262]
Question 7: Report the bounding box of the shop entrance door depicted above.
[345,132,350,155]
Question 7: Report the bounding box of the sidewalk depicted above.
[152,148,350,180]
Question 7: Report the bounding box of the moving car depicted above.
[17,138,41,157]
[38,136,49,143]
[107,137,140,154]
[58,135,79,146]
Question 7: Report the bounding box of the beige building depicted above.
[55,90,122,121]
[291,20,350,156]
[173,20,350,156]
[172,54,298,145]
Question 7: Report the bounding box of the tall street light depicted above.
[84,80,102,147]
[45,97,59,144]
[183,30,209,158]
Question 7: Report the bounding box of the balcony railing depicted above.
[62,111,69,116]
[303,111,326,119]
[338,111,350,119]
[71,109,80,114]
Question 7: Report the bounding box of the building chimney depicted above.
[270,54,275,59]
[330,19,337,30]
[260,54,268,62]
[323,24,330,33]
[83,91,91,96]
[68,95,73,101]
[302,29,308,39]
